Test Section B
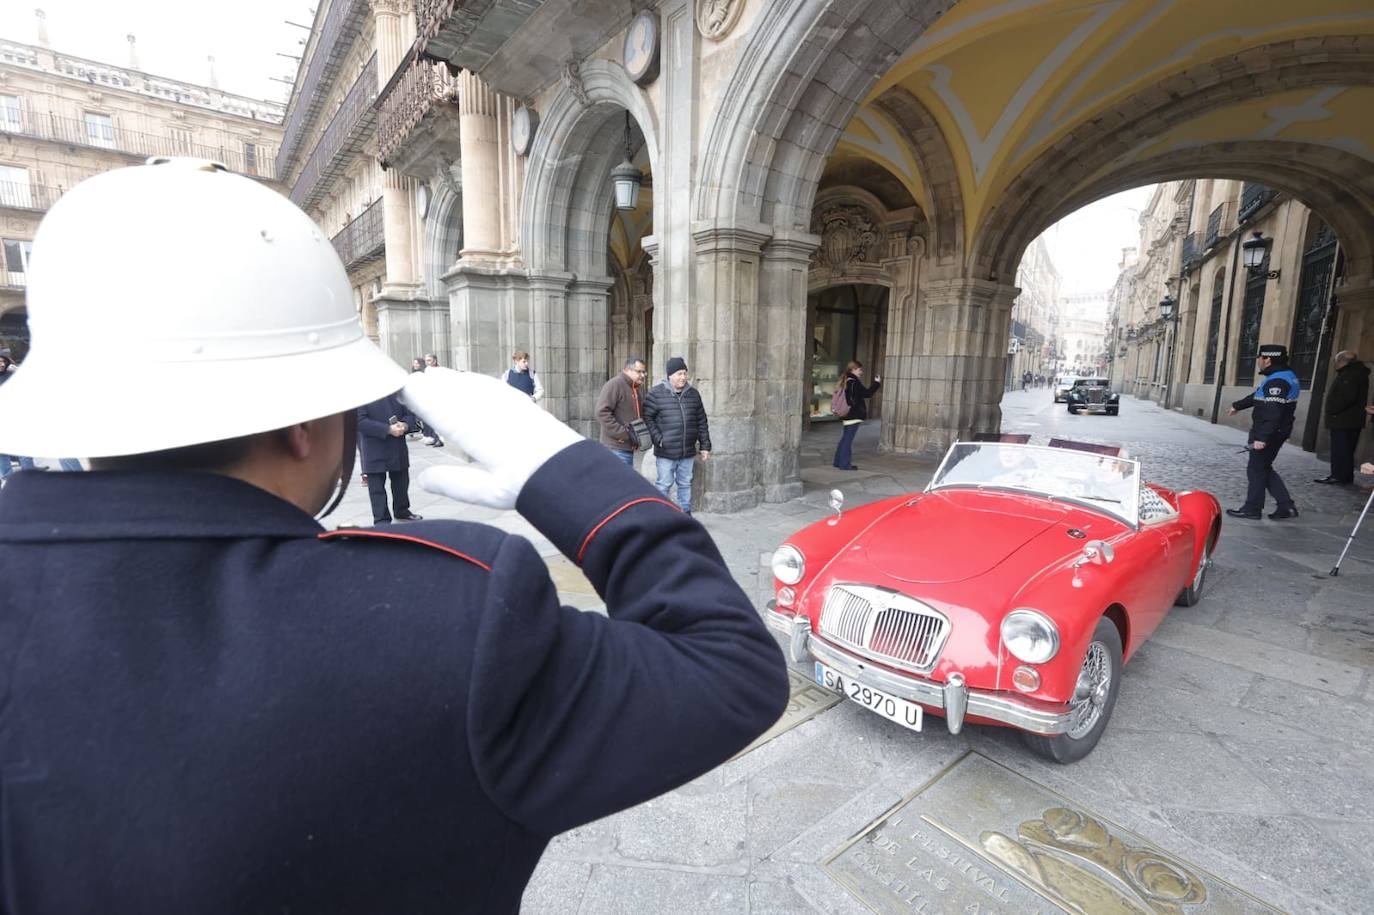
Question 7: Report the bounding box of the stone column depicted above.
[878,236,923,451]
[457,71,502,260]
[373,0,418,295]
[755,229,820,503]
[691,221,772,512]
[885,275,1019,458]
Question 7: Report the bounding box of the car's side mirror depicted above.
[826,488,844,526]
[1071,540,1114,587]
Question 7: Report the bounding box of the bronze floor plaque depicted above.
[733,666,843,758]
[823,752,1281,915]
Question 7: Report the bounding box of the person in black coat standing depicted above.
[357,392,423,523]
[833,360,881,471]
[1315,351,1369,485]
[642,356,712,513]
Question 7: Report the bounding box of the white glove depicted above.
[400,368,582,509]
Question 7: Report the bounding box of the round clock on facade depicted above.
[624,10,660,86]
[512,105,539,156]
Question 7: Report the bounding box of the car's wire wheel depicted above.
[1066,641,1112,739]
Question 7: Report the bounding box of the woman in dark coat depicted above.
[833,360,881,471]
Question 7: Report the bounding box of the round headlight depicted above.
[771,545,805,585]
[1000,609,1060,664]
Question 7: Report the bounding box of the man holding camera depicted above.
[0,159,788,912]
[595,356,648,466]
[357,391,423,523]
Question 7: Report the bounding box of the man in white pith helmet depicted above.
[0,158,788,913]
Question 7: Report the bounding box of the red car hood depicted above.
[847,491,1062,584]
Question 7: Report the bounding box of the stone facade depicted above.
[322,0,1374,511]
[1008,237,1060,387]
[0,26,283,351]
[1111,177,1367,461]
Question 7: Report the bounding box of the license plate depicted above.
[815,662,923,731]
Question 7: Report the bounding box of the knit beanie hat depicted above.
[666,356,688,376]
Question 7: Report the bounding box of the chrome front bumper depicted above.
[765,602,1072,736]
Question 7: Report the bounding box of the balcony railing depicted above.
[331,197,385,269]
[376,55,460,168]
[1238,182,1276,223]
[277,0,370,176]
[0,113,272,179]
[0,182,62,212]
[1204,203,1230,249]
[1180,232,1202,270]
[290,54,378,211]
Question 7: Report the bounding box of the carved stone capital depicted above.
[695,0,744,41]
[371,0,413,17]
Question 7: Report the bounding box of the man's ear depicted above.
[282,422,314,461]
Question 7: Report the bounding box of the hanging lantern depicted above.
[611,112,643,211]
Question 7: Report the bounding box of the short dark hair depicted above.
[90,432,263,474]
[624,356,645,369]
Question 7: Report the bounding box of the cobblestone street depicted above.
[325,392,1374,914]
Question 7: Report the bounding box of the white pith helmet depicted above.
[0,158,407,457]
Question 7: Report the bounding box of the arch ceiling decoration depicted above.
[827,0,1374,266]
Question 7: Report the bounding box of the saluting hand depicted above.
[401,368,581,510]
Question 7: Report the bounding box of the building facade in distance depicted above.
[0,20,283,355]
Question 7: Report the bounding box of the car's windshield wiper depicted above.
[1078,494,1123,504]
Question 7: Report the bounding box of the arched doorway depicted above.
[518,60,659,437]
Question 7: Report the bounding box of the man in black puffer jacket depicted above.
[643,356,711,514]
[1315,351,1369,486]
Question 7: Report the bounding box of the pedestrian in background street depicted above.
[418,353,446,448]
[411,357,425,373]
[502,349,545,402]
[1227,343,1300,520]
[0,159,787,912]
[833,360,881,471]
[1314,351,1369,486]
[643,356,711,514]
[596,356,647,467]
[357,392,423,523]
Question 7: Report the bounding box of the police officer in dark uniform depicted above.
[1226,343,1301,520]
[0,159,789,913]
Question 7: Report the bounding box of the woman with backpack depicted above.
[832,360,881,471]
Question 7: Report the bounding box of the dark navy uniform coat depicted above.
[356,392,416,473]
[0,440,789,913]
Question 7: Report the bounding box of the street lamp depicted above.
[610,112,643,211]
[1158,294,1176,320]
[1242,231,1281,280]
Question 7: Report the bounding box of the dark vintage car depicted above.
[1065,378,1119,415]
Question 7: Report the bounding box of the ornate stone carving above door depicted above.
[812,204,883,272]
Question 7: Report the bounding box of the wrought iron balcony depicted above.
[1204,203,1230,249]
[277,0,370,177]
[1238,182,1276,224]
[0,181,62,212]
[289,54,378,211]
[376,54,460,172]
[1180,232,1202,270]
[331,197,385,270]
[0,113,272,179]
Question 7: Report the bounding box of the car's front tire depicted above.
[1107,406,1118,416]
[1020,617,1122,764]
[1067,404,1079,414]
[1176,528,1217,607]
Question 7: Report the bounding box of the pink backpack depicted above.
[830,383,850,417]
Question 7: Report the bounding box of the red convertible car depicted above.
[765,440,1221,762]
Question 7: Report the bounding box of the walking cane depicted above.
[1329,486,1374,577]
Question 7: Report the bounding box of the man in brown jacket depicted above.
[596,356,647,466]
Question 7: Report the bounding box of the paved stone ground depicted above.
[327,395,1373,913]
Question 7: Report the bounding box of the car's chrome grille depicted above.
[1086,389,1106,403]
[819,583,950,673]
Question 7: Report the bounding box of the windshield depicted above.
[928,442,1140,526]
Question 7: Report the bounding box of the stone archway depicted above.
[517,59,660,437]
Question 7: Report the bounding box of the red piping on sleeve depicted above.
[577,497,680,565]
[318,529,493,572]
